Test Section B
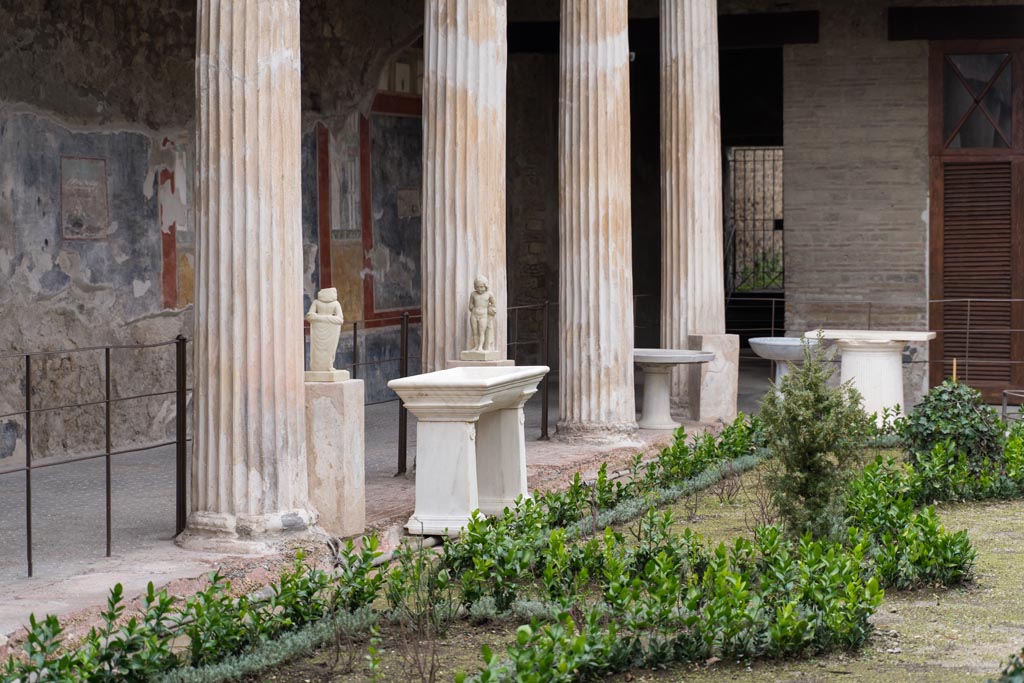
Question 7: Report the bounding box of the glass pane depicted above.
[944,53,1012,148]
[948,107,1009,149]
[981,64,1013,144]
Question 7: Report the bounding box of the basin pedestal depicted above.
[389,365,548,536]
[805,330,936,422]
[634,349,714,430]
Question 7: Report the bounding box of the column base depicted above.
[554,420,639,446]
[176,508,317,554]
[687,333,739,424]
[306,379,365,539]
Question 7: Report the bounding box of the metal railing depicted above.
[0,337,190,577]
[723,296,1024,385]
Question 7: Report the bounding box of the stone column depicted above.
[659,0,738,423]
[421,0,508,373]
[182,0,314,550]
[557,0,637,441]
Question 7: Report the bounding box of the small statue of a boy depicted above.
[305,287,349,382]
[461,275,499,361]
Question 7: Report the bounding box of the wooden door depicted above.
[929,41,1024,401]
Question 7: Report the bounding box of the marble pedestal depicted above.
[635,349,714,430]
[388,365,548,536]
[687,333,739,423]
[305,379,365,538]
[805,329,936,423]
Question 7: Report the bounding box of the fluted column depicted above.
[421,0,508,373]
[557,0,637,441]
[183,0,314,549]
[660,0,738,422]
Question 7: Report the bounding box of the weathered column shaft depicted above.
[188,0,312,545]
[421,0,508,373]
[660,0,738,424]
[558,0,637,440]
[660,0,726,340]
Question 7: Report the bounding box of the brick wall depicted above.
[781,0,931,406]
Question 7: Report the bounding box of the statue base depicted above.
[460,349,502,362]
[448,358,515,369]
[305,369,351,383]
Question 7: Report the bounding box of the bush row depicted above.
[2,417,761,683]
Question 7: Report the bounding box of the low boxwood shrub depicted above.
[902,380,1005,474]
[845,456,977,589]
[460,525,884,682]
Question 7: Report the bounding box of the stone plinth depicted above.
[181,0,314,551]
[305,380,365,539]
[305,369,350,383]
[635,349,714,430]
[557,0,637,443]
[687,334,739,424]
[807,329,936,422]
[421,0,509,373]
[388,365,548,536]
[447,359,515,369]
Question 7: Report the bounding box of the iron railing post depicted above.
[351,321,360,379]
[25,354,32,578]
[175,335,187,535]
[540,301,551,440]
[397,312,410,475]
[104,347,112,557]
[965,299,972,384]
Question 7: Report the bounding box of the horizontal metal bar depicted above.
[0,439,188,477]
[0,388,193,421]
[0,338,188,361]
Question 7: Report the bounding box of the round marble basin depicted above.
[633,349,714,430]
[634,349,714,365]
[748,337,816,363]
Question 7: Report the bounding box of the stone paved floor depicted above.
[0,359,772,636]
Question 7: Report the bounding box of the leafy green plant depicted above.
[992,647,1024,683]
[902,380,1005,473]
[760,339,873,539]
[845,456,977,589]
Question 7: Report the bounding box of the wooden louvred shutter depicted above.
[940,161,1013,386]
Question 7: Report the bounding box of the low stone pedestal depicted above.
[305,379,365,538]
[807,329,936,423]
[634,349,714,430]
[687,333,739,424]
[389,365,548,536]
